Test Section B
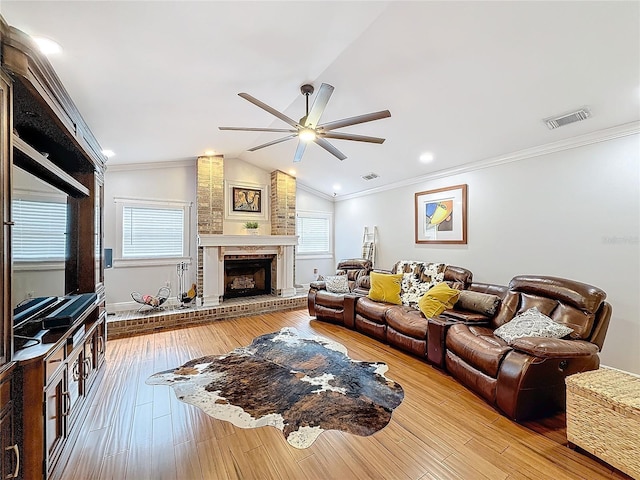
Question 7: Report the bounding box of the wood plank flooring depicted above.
[55,309,629,480]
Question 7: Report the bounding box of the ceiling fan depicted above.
[219,83,391,163]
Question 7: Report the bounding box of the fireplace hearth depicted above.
[224,256,273,299]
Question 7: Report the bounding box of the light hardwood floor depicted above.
[55,309,628,480]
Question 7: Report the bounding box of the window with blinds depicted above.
[296,211,332,255]
[122,205,184,258]
[12,199,68,261]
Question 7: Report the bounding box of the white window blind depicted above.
[12,199,67,261]
[122,206,184,258]
[296,213,331,255]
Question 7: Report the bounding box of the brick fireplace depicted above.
[198,234,297,306]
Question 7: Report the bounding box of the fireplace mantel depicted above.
[199,234,298,248]
[198,234,298,306]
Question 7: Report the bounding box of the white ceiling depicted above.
[1,1,638,197]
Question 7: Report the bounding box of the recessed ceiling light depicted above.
[332,184,341,191]
[33,36,62,55]
[288,169,296,176]
[419,152,434,163]
[101,149,115,158]
[204,149,216,156]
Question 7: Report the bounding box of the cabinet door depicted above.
[66,347,83,428]
[0,406,18,479]
[83,334,96,391]
[45,367,66,474]
[95,314,106,370]
[0,72,12,367]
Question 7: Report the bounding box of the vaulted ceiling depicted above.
[2,1,638,197]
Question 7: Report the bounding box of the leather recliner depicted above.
[444,275,611,421]
[307,258,372,328]
[354,263,473,355]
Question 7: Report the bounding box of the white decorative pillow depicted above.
[494,307,574,344]
[324,275,350,294]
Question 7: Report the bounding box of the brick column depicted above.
[270,170,297,285]
[270,170,296,235]
[196,155,224,298]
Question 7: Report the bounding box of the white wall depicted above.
[223,158,272,235]
[296,186,336,286]
[104,158,334,307]
[104,162,197,310]
[335,134,640,374]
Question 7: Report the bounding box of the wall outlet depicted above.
[313,268,318,275]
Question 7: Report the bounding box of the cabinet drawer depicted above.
[45,346,65,383]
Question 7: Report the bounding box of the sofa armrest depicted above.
[439,310,491,323]
[509,337,599,358]
[427,315,489,368]
[309,281,327,291]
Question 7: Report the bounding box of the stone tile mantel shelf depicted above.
[198,234,298,306]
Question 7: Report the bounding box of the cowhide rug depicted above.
[146,327,404,448]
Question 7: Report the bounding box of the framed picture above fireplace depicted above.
[225,181,269,221]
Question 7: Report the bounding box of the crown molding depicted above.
[106,158,196,172]
[336,121,640,202]
[296,181,336,201]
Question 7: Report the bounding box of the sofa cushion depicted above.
[418,283,460,318]
[456,290,501,317]
[356,297,392,324]
[367,272,403,305]
[494,307,574,344]
[324,275,350,294]
[386,306,428,339]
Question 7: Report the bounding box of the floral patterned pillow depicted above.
[494,307,573,344]
[324,275,350,294]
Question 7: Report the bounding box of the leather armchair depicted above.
[308,258,372,328]
[444,275,611,420]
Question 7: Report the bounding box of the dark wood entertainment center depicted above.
[0,18,106,479]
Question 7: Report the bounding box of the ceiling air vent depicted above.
[361,172,380,181]
[544,107,591,130]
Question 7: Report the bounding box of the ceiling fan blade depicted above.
[314,138,347,161]
[219,127,296,133]
[247,134,297,152]
[238,93,300,128]
[320,110,391,131]
[293,141,307,163]
[321,132,386,144]
[305,83,334,127]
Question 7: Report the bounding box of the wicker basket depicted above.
[566,367,640,478]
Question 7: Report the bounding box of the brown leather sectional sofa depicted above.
[307,259,612,421]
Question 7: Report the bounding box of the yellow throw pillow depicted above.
[418,282,460,318]
[367,271,403,305]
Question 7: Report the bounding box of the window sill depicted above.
[113,257,192,268]
[295,253,333,260]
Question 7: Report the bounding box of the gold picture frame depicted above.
[414,184,467,244]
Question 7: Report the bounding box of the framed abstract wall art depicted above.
[414,184,467,244]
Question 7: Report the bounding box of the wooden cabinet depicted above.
[0,365,18,479]
[0,16,107,480]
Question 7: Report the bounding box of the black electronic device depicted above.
[42,293,97,329]
[13,296,60,330]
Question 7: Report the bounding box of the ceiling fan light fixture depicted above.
[299,128,316,142]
